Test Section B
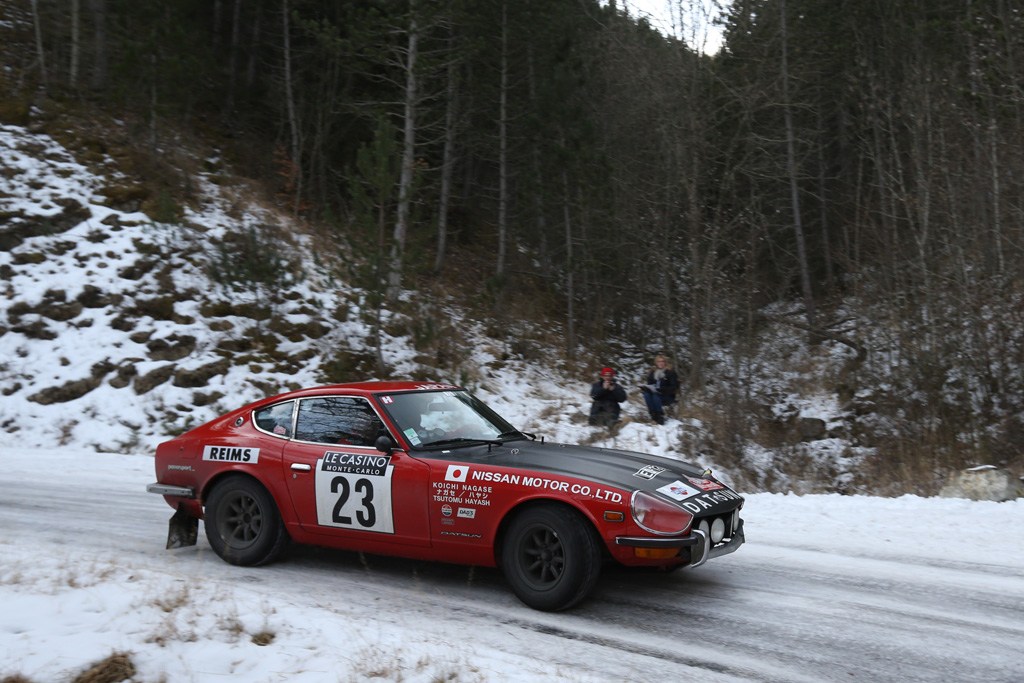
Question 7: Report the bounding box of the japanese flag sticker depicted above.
[445,464,469,482]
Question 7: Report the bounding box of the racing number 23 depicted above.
[314,466,396,534]
[331,476,376,527]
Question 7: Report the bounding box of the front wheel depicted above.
[204,476,288,566]
[500,504,602,611]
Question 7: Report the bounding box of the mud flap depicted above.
[166,506,199,549]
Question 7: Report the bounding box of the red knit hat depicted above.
[600,367,615,377]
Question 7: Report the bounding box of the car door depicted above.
[282,394,431,547]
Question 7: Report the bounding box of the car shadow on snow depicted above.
[276,544,732,613]
[284,544,508,591]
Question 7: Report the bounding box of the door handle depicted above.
[290,463,312,472]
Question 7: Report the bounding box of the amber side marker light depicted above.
[603,511,625,522]
[634,547,680,559]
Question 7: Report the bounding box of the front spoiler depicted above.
[615,518,745,568]
[707,519,745,565]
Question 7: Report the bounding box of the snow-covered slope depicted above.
[4,120,1014,498]
[1,122,347,449]
[0,122,739,481]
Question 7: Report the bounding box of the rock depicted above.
[10,319,57,340]
[173,359,230,388]
[134,364,176,394]
[39,289,83,321]
[118,258,158,281]
[108,363,138,389]
[798,417,827,441]
[77,285,120,309]
[192,390,225,407]
[147,334,196,361]
[0,198,91,251]
[939,466,1023,502]
[29,373,104,404]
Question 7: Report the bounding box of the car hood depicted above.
[431,439,743,512]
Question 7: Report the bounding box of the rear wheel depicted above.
[204,476,288,566]
[500,504,602,611]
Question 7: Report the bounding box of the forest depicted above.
[3,0,1023,490]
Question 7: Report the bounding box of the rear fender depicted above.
[200,470,292,529]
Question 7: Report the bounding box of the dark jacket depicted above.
[643,368,679,404]
[589,380,627,423]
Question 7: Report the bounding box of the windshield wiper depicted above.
[419,437,503,449]
[497,430,533,441]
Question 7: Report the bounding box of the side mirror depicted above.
[374,434,396,453]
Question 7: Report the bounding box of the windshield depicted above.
[378,390,519,449]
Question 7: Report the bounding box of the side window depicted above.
[253,401,295,438]
[294,396,386,447]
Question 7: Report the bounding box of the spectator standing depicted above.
[640,354,679,424]
[589,367,627,427]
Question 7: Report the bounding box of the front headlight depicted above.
[630,490,693,535]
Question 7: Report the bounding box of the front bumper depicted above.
[615,518,745,568]
[707,518,745,564]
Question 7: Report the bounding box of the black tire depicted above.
[204,476,289,566]
[499,504,602,611]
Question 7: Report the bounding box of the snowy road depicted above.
[1,447,1021,682]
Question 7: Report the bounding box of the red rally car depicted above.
[147,381,745,611]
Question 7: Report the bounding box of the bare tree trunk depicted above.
[70,0,80,87]
[282,0,302,214]
[30,0,47,88]
[388,1,419,299]
[780,0,816,335]
[988,118,1004,275]
[435,31,458,273]
[864,79,899,294]
[815,110,834,291]
[532,154,549,271]
[562,169,576,363]
[526,44,550,272]
[376,166,389,373]
[213,0,223,45]
[88,0,107,90]
[224,0,243,117]
[149,51,158,147]
[679,0,707,386]
[246,8,261,88]
[936,125,966,287]
[906,67,935,345]
[495,1,509,277]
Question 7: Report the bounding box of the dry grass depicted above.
[250,631,275,646]
[145,584,279,650]
[153,586,190,613]
[57,419,78,447]
[2,675,37,683]
[146,585,198,646]
[70,652,136,683]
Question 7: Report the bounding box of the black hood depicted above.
[424,439,743,513]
